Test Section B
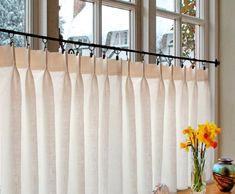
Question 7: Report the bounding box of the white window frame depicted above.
[155,0,208,64]
[57,0,136,57]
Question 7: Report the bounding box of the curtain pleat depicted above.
[188,69,198,186]
[37,69,56,194]
[55,68,71,194]
[123,77,137,194]
[197,72,213,181]
[161,68,177,192]
[98,74,110,194]
[85,73,99,194]
[21,67,39,194]
[68,61,85,194]
[176,68,189,189]
[108,72,123,194]
[137,77,152,194]
[0,46,214,194]
[1,66,21,194]
[152,70,165,186]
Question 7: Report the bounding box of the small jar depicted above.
[213,158,235,192]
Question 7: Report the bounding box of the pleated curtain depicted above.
[0,45,213,194]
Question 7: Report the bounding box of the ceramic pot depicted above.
[213,158,235,192]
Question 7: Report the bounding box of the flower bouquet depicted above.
[180,122,221,194]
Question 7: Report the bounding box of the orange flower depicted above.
[210,141,218,148]
[180,142,187,149]
[215,128,221,134]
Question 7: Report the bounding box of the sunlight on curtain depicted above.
[0,45,212,194]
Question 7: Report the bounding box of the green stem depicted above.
[192,153,205,192]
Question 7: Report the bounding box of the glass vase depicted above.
[191,155,206,194]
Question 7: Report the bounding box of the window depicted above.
[156,0,206,66]
[0,0,25,46]
[59,0,135,59]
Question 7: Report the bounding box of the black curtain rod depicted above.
[0,28,220,67]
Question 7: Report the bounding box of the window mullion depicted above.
[175,0,181,61]
[94,0,102,57]
[156,8,181,20]
[181,14,205,25]
[102,0,135,10]
[142,0,156,63]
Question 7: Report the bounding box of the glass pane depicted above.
[0,0,25,47]
[59,0,93,55]
[181,0,198,17]
[156,16,174,64]
[102,5,130,60]
[181,23,199,66]
[156,0,174,12]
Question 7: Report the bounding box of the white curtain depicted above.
[0,45,213,194]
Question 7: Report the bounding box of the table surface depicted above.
[178,183,235,194]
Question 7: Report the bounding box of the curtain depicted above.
[0,45,213,194]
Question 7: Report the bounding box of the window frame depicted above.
[155,0,208,64]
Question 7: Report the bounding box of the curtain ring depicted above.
[60,42,65,54]
[126,51,129,61]
[115,50,121,61]
[89,46,95,58]
[103,48,108,59]
[68,48,75,54]
[25,36,30,48]
[190,59,196,69]
[167,57,173,67]
[180,59,185,68]
[156,56,160,66]
[42,38,48,51]
[202,62,206,70]
[8,32,14,46]
[75,44,81,56]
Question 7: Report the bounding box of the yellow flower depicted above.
[180,142,189,152]
[183,126,193,134]
[180,122,221,151]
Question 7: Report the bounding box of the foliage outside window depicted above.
[0,0,25,46]
[181,0,197,58]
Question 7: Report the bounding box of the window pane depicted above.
[0,0,25,46]
[102,6,130,59]
[59,0,93,54]
[156,16,174,64]
[156,0,174,12]
[181,0,198,17]
[181,23,199,65]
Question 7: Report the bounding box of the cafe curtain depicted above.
[0,45,213,194]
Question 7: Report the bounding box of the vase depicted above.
[213,158,235,192]
[191,155,206,194]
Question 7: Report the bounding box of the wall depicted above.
[219,0,235,159]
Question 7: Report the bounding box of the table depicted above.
[178,183,235,194]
